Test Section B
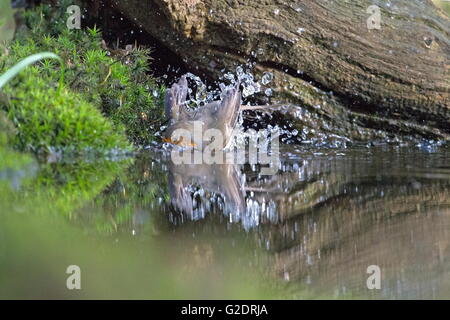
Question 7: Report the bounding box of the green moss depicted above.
[0,1,165,156]
[0,147,32,171]
[1,66,130,154]
[0,110,14,146]
[1,151,131,218]
[1,99,133,223]
[73,153,169,234]
[14,1,165,145]
[0,112,32,171]
[25,159,132,218]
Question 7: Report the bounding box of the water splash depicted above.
[161,68,355,149]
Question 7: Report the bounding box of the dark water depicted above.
[2,144,450,299]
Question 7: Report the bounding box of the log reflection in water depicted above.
[163,146,450,298]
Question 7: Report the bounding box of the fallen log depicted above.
[104,0,450,142]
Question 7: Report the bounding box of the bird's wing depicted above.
[168,171,194,216]
[221,164,246,216]
[164,85,177,120]
[164,75,191,122]
[217,82,241,129]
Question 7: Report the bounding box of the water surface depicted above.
[2,144,450,299]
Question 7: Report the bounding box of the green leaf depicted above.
[0,52,62,89]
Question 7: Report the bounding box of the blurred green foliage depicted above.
[0,111,32,170]
[433,0,450,16]
[0,210,275,299]
[0,0,15,46]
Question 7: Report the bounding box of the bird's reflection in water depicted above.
[168,162,245,223]
[167,153,282,229]
[162,145,450,298]
[80,145,450,298]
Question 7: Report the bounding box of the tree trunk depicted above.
[106,0,450,142]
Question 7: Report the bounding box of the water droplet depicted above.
[261,72,274,85]
[236,66,244,78]
[242,85,255,98]
[224,72,235,82]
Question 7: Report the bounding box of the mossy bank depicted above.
[0,112,32,171]
[0,1,165,159]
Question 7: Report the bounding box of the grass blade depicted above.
[0,52,61,89]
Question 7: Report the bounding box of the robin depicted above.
[163,75,241,149]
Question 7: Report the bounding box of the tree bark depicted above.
[106,0,450,142]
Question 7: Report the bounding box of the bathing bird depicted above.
[164,74,287,149]
[164,75,242,149]
[164,76,246,216]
